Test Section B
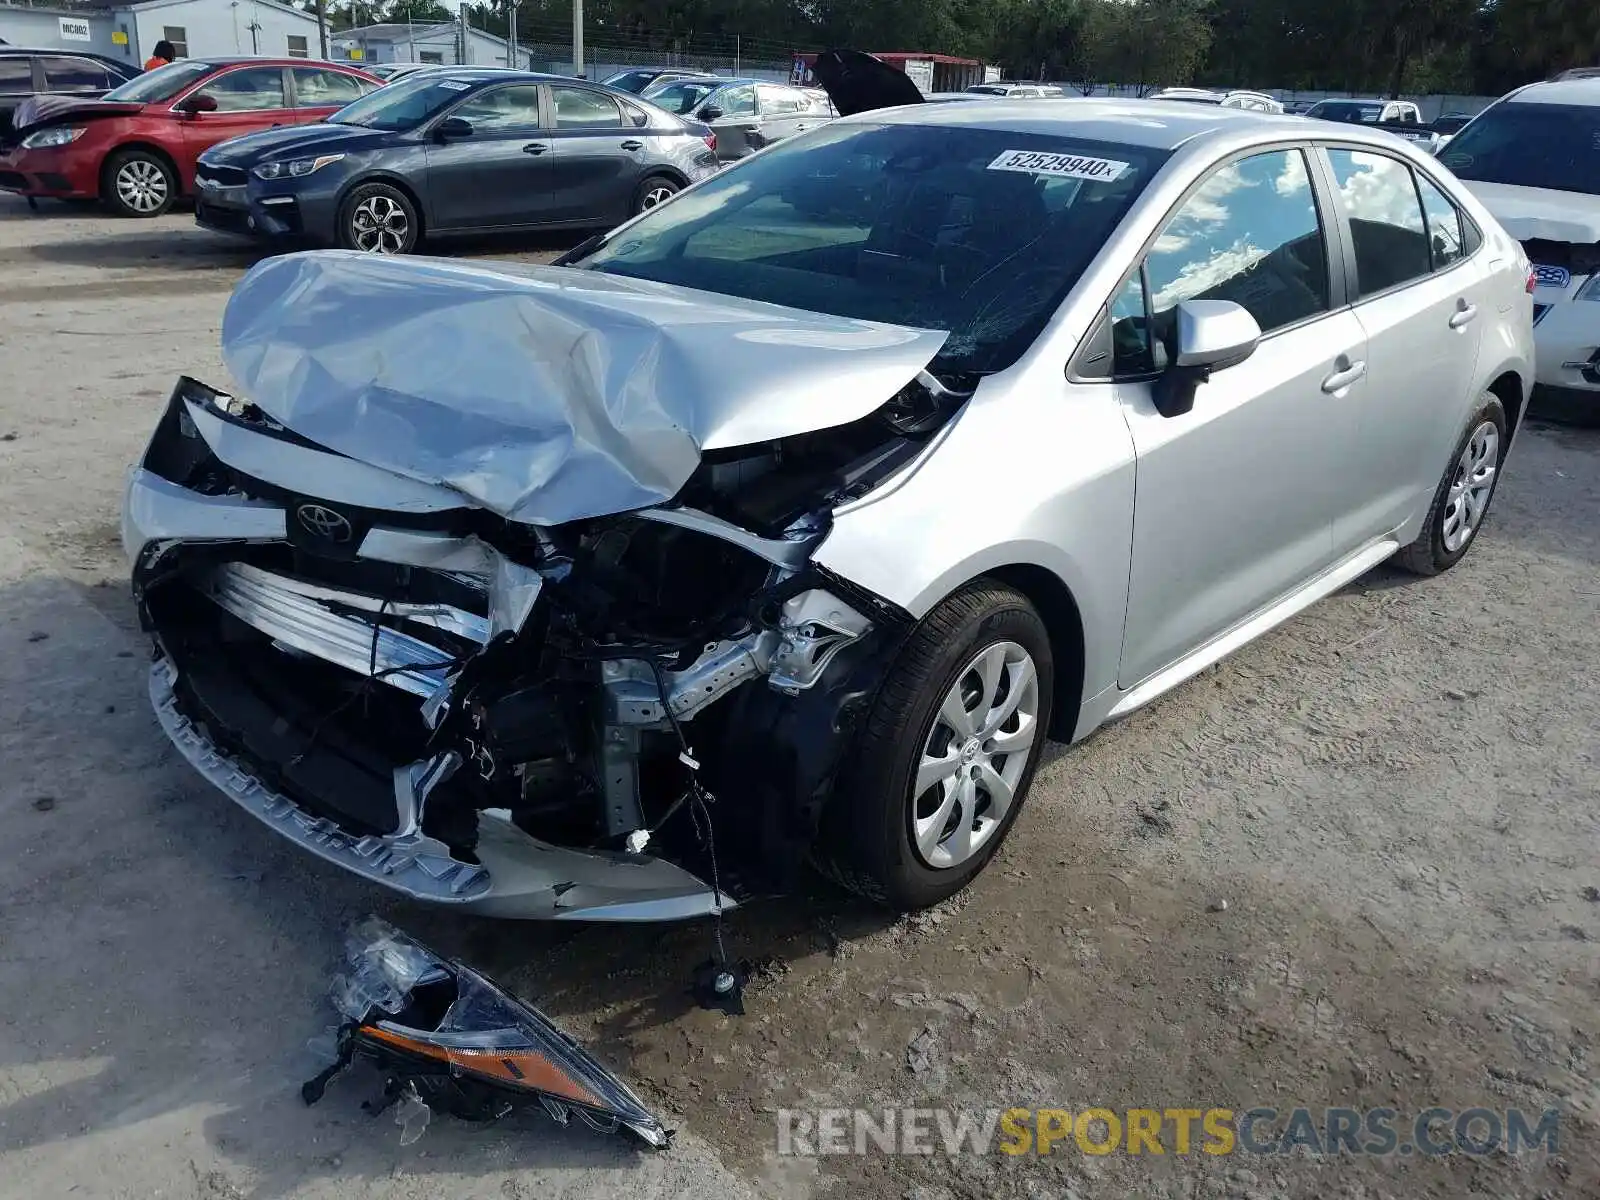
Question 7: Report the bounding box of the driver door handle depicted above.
[620,139,643,151]
[522,142,548,155]
[1320,357,1367,394]
[1449,300,1478,329]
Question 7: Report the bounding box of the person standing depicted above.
[143,40,175,71]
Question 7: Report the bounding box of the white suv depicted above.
[1440,77,1600,419]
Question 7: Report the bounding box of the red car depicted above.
[0,57,380,217]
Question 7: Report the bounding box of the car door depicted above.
[178,66,295,160]
[701,83,759,161]
[422,82,551,230]
[544,84,640,225]
[1116,146,1367,688]
[288,66,372,123]
[754,84,808,146]
[1319,146,1490,544]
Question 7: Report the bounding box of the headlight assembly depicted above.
[20,126,85,149]
[252,153,344,180]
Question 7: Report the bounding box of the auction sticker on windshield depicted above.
[988,150,1130,181]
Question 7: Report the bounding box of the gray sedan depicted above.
[127,99,1534,919]
[643,76,831,161]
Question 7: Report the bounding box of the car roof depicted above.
[838,97,1411,152]
[185,56,374,68]
[0,46,129,62]
[1503,77,1600,106]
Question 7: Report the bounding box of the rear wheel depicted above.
[814,581,1054,910]
[1394,394,1508,575]
[337,182,418,254]
[631,175,680,215]
[102,149,175,217]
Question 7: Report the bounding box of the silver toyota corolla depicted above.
[123,96,1535,920]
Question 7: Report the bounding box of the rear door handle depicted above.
[1449,300,1478,329]
[620,139,643,151]
[1320,358,1367,394]
[740,124,760,134]
[522,142,548,155]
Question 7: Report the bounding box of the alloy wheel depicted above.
[1441,420,1499,553]
[116,160,168,214]
[910,641,1040,870]
[640,184,676,210]
[350,195,409,253]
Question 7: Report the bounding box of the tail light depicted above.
[703,131,717,154]
[1526,266,1538,295]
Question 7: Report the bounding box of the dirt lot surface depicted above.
[1,197,1597,1200]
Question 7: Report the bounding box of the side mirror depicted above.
[176,92,218,115]
[434,116,473,141]
[1152,299,1261,418]
[700,104,723,121]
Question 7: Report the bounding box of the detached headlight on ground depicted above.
[253,153,344,180]
[20,126,85,149]
[303,918,671,1148]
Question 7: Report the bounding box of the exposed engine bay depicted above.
[130,352,964,918]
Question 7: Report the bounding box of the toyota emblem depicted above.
[296,503,354,543]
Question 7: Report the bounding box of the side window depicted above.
[1325,148,1431,297]
[1415,174,1466,270]
[715,84,756,117]
[1144,148,1330,336]
[0,60,31,91]
[196,67,287,111]
[291,68,365,106]
[1110,271,1155,376]
[450,84,542,131]
[41,57,112,90]
[552,86,621,128]
[757,84,798,114]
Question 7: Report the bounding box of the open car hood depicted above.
[220,251,948,526]
[12,94,143,133]
[810,49,926,116]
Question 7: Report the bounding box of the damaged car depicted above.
[126,76,1534,921]
[1438,76,1600,423]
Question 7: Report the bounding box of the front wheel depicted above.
[1394,394,1508,576]
[337,182,418,254]
[814,581,1054,911]
[102,149,176,217]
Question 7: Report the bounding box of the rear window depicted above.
[1439,101,1600,196]
[1310,101,1383,123]
[582,121,1167,374]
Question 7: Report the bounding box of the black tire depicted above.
[1394,393,1509,576]
[813,581,1055,911]
[631,174,681,215]
[336,182,419,254]
[101,148,176,218]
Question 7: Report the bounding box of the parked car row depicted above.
[0,59,744,249]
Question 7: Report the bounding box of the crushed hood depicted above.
[220,252,947,525]
[11,95,143,134]
[1461,180,1600,245]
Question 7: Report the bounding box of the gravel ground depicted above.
[0,198,1596,1200]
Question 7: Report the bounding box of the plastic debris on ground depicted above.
[303,916,672,1149]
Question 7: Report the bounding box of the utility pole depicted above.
[315,0,327,59]
[572,0,583,77]
[506,0,517,69]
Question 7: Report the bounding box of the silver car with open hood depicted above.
[127,78,1534,919]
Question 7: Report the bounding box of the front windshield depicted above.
[1310,101,1382,123]
[605,70,655,93]
[646,79,720,115]
[582,121,1166,374]
[330,74,475,131]
[1440,102,1600,196]
[104,59,211,103]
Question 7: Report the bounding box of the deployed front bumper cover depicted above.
[151,657,731,920]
